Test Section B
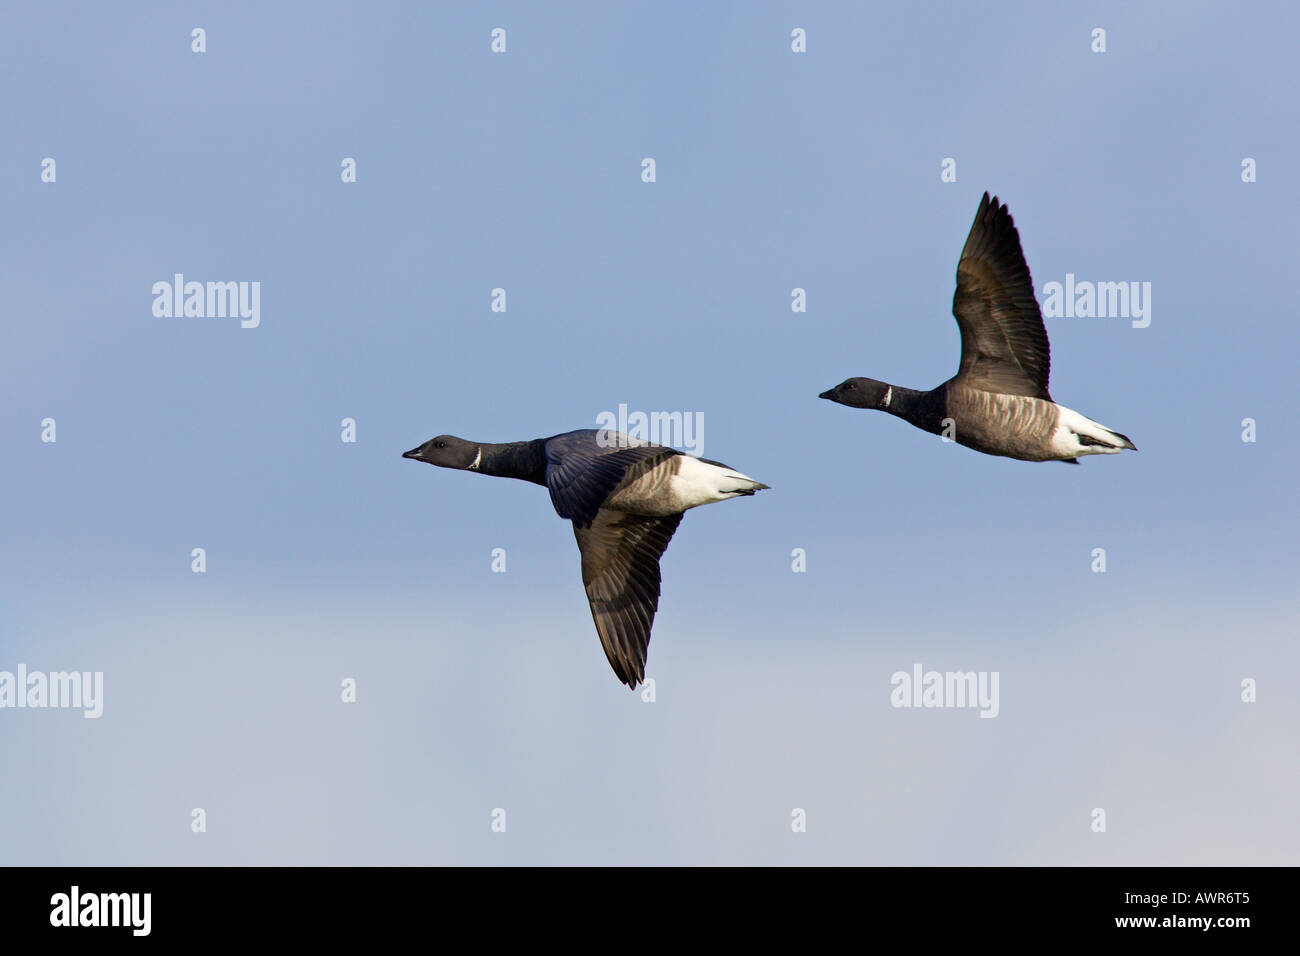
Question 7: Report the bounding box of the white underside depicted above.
[1050,404,1128,457]
[670,456,767,509]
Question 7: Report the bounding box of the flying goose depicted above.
[819,192,1136,463]
[402,429,769,687]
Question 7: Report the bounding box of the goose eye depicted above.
[435,441,446,449]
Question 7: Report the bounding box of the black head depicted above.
[402,434,482,470]
[818,377,892,409]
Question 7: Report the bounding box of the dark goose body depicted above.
[820,193,1136,464]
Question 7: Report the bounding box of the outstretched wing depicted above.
[951,192,1052,399]
[545,431,679,529]
[573,509,684,688]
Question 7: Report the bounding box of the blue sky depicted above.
[1,1,1296,864]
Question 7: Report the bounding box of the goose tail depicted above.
[1053,405,1138,457]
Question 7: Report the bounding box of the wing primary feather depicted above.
[951,194,1053,399]
[573,510,684,688]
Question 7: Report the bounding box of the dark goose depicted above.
[819,192,1136,463]
[402,429,769,688]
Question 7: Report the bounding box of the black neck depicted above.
[477,439,549,485]
[881,385,945,433]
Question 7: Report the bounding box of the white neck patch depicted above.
[882,386,892,408]
[468,447,482,471]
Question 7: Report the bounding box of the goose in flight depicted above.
[402,429,769,687]
[820,192,1136,463]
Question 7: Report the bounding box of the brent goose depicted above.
[820,192,1136,463]
[402,429,769,687]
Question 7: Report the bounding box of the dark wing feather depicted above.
[573,509,683,688]
[951,192,1052,399]
[545,433,678,529]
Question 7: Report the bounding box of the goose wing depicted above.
[573,509,684,687]
[951,192,1052,399]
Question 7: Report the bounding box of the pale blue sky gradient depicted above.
[1,2,1297,864]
